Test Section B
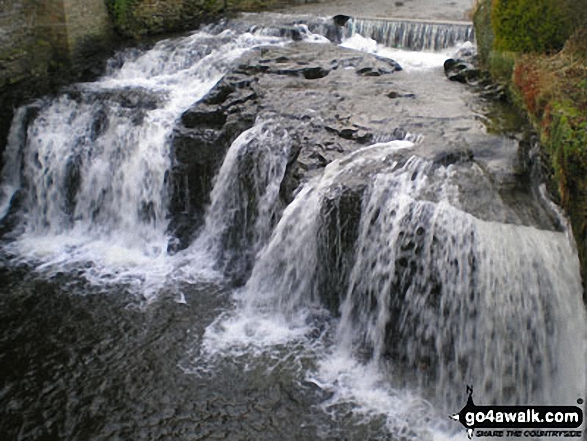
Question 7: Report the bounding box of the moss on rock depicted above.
[106,0,281,38]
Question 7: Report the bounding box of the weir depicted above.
[345,16,475,50]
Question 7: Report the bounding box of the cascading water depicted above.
[205,139,585,437]
[335,157,583,408]
[194,120,294,278]
[194,19,584,438]
[0,12,584,441]
[0,26,304,296]
[345,17,475,51]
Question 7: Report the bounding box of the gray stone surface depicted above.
[277,0,476,22]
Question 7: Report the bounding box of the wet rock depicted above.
[432,149,474,167]
[325,125,374,143]
[374,55,403,72]
[333,15,352,27]
[387,91,416,99]
[181,108,227,129]
[356,57,402,77]
[444,58,484,84]
[301,66,330,80]
[480,83,507,101]
[272,65,330,79]
[339,127,357,139]
[356,66,393,77]
[317,187,365,313]
[444,58,478,83]
[66,86,164,110]
[167,41,415,259]
[235,64,271,75]
[168,75,260,250]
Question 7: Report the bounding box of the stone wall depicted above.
[62,0,114,67]
[0,0,113,88]
[0,0,114,170]
[0,0,58,90]
[109,0,323,37]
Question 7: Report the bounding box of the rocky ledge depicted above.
[168,40,409,250]
[166,22,562,288]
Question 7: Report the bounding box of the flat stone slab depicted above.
[277,0,475,22]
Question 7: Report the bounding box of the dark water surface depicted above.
[0,271,286,439]
[0,267,402,440]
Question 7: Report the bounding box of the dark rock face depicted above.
[166,41,405,254]
[333,14,352,27]
[316,186,364,313]
[443,53,506,100]
[443,58,482,84]
[168,74,260,251]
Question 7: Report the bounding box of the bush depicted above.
[488,50,516,84]
[491,0,574,53]
[473,0,494,65]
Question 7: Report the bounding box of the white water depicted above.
[0,105,29,219]
[341,33,475,71]
[0,27,299,298]
[202,142,586,439]
[346,17,475,51]
[193,120,293,274]
[1,15,584,440]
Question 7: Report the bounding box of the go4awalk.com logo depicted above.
[450,387,584,438]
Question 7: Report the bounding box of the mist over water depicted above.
[0,14,584,441]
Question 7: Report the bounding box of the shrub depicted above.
[488,50,516,83]
[473,0,494,65]
[106,0,136,24]
[491,0,574,53]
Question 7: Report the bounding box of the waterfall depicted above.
[237,142,585,414]
[0,12,584,440]
[337,160,583,408]
[244,140,414,312]
[194,120,294,278]
[0,26,298,293]
[346,17,475,51]
[0,105,32,220]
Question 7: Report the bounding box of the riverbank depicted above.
[473,0,587,297]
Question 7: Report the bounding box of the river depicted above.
[0,12,584,441]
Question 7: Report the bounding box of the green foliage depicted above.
[232,0,276,11]
[473,0,494,65]
[105,0,138,33]
[104,0,279,37]
[549,102,587,180]
[474,0,587,292]
[491,0,574,53]
[487,50,515,83]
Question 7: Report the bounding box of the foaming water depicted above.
[0,106,29,219]
[345,17,475,51]
[0,14,584,441]
[201,140,585,439]
[0,27,295,297]
[192,120,294,277]
[336,159,585,408]
[341,33,473,71]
